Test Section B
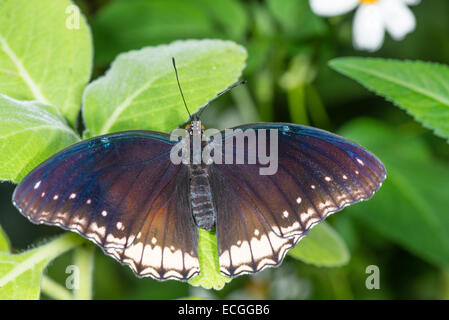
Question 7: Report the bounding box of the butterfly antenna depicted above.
[197,79,247,119]
[172,57,192,119]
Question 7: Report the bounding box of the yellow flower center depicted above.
[359,0,379,3]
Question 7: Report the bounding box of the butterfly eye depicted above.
[185,124,190,130]
[201,124,205,130]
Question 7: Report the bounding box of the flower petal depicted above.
[402,0,420,6]
[380,0,416,40]
[309,0,358,17]
[353,4,385,52]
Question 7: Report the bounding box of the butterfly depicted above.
[12,59,386,281]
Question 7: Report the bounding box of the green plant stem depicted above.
[280,55,314,125]
[329,270,354,299]
[73,243,95,300]
[41,275,73,300]
[0,233,84,288]
[254,68,274,122]
[287,84,308,125]
[440,269,449,299]
[188,229,231,290]
[306,84,331,129]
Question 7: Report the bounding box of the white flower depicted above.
[309,0,420,52]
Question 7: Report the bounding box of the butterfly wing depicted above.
[209,123,386,277]
[12,131,199,280]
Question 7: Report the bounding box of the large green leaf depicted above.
[288,223,350,267]
[330,58,449,142]
[340,118,449,268]
[83,39,247,136]
[0,233,84,300]
[188,230,231,290]
[92,0,247,65]
[0,94,80,183]
[0,0,93,126]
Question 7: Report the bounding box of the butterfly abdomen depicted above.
[189,164,216,231]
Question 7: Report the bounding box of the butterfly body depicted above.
[188,162,216,231]
[12,121,386,281]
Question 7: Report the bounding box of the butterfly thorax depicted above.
[186,120,216,231]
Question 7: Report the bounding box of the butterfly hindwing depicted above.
[211,123,386,277]
[209,164,299,276]
[12,131,200,281]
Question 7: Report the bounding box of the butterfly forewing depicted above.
[12,131,200,281]
[211,123,386,277]
[106,165,200,280]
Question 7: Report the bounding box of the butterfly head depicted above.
[185,120,205,136]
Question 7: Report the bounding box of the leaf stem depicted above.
[0,233,84,288]
[73,243,95,300]
[41,275,73,300]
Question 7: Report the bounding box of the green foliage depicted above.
[267,0,327,40]
[0,226,10,253]
[340,119,449,268]
[0,0,93,126]
[188,230,231,290]
[83,39,247,136]
[0,94,80,183]
[0,233,85,299]
[330,58,449,142]
[92,0,247,65]
[289,223,350,267]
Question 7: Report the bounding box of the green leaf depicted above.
[0,233,85,300]
[190,0,248,40]
[188,229,231,290]
[83,39,247,135]
[330,58,449,142]
[0,226,11,253]
[0,94,80,183]
[340,118,449,268]
[0,0,93,126]
[267,0,327,39]
[288,223,350,267]
[92,0,247,65]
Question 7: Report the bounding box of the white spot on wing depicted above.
[34,181,41,189]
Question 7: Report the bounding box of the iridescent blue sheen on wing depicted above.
[12,131,199,281]
[211,123,386,277]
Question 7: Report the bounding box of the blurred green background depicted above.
[1,0,449,299]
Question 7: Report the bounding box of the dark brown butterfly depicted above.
[12,60,386,281]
